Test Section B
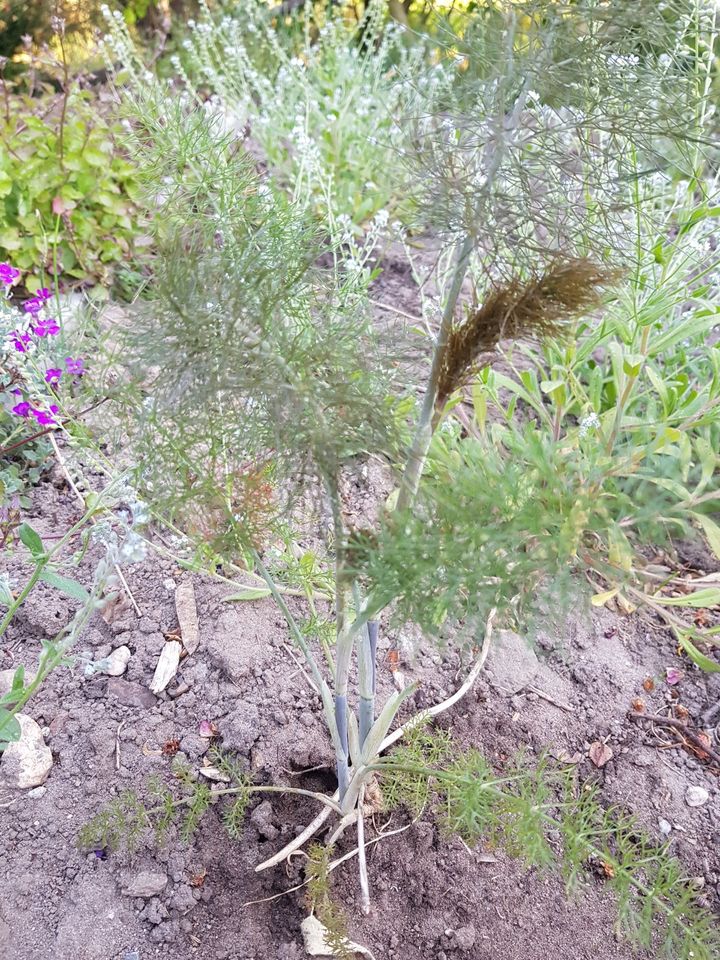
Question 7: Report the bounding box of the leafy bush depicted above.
[0,44,143,287]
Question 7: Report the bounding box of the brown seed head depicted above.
[436,258,620,404]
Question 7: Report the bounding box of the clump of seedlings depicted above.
[86,1,720,956]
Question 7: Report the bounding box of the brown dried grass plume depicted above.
[436,258,620,404]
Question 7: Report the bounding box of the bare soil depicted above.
[1,254,719,960]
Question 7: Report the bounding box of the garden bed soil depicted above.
[1,253,719,960]
[2,467,719,960]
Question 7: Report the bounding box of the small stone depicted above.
[455,925,477,951]
[179,734,210,759]
[122,869,168,898]
[169,682,191,699]
[0,714,53,789]
[250,799,279,841]
[107,678,157,710]
[221,704,261,754]
[170,883,198,915]
[27,786,47,799]
[658,818,672,836]
[142,897,169,925]
[686,785,710,807]
[102,645,132,677]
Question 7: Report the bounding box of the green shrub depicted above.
[0,77,143,288]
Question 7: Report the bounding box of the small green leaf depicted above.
[692,513,720,563]
[221,587,272,602]
[656,588,720,608]
[0,709,22,749]
[0,577,13,606]
[39,568,91,603]
[18,523,45,558]
[676,632,720,673]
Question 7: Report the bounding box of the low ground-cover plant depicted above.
[0,24,143,286]
[81,1,720,956]
[0,256,152,746]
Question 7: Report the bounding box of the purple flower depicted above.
[0,263,20,285]
[10,331,31,353]
[31,407,58,426]
[11,401,31,417]
[33,318,60,337]
[665,666,683,686]
[45,368,63,385]
[22,289,51,314]
[65,357,84,376]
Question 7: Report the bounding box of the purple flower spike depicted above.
[0,263,20,285]
[45,368,63,385]
[12,401,32,417]
[31,408,57,426]
[65,357,85,376]
[36,287,52,301]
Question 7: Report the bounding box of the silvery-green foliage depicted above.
[120,0,438,224]
[405,0,711,278]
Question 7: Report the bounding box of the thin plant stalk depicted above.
[0,507,97,641]
[253,552,342,756]
[396,231,475,512]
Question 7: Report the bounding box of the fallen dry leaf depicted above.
[642,677,655,692]
[189,866,207,888]
[198,766,231,783]
[588,741,614,768]
[162,738,181,757]
[175,582,200,656]
[301,915,375,959]
[630,698,645,713]
[150,640,182,694]
[691,732,712,761]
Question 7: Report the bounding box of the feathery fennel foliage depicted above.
[103,90,405,551]
[89,1,720,942]
[406,0,709,275]
[78,750,252,853]
[78,731,720,960]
